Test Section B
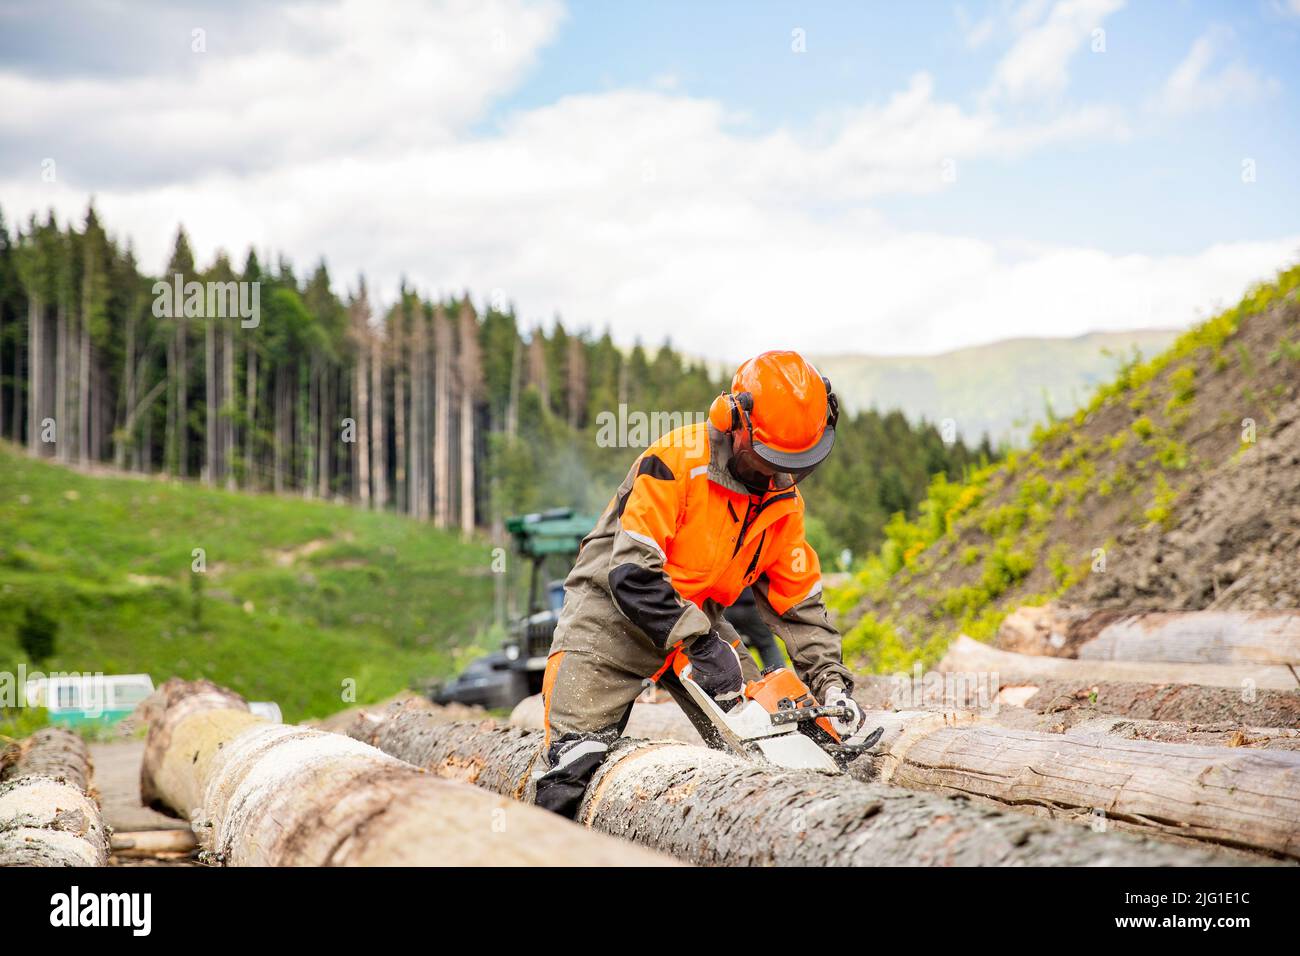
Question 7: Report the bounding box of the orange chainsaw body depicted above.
[668,648,842,744]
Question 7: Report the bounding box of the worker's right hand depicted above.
[686,631,744,705]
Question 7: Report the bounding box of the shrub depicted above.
[18,604,59,663]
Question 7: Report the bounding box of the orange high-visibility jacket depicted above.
[554,421,852,697]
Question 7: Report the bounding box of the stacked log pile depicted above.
[0,727,109,866]
[339,699,1233,866]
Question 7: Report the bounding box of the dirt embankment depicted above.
[1077,398,1300,611]
[839,291,1300,658]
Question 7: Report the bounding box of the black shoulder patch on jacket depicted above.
[608,562,686,649]
[617,454,675,517]
[637,454,674,481]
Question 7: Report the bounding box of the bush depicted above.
[18,604,59,663]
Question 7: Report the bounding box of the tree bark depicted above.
[139,680,667,866]
[0,728,108,866]
[942,634,1298,690]
[339,702,1234,866]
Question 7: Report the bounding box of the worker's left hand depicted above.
[824,685,865,739]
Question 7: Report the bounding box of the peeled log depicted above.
[340,701,1233,866]
[1078,611,1300,665]
[942,634,1298,690]
[856,709,1300,859]
[997,605,1300,665]
[140,679,669,866]
[0,728,109,866]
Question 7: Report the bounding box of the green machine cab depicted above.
[433,508,596,710]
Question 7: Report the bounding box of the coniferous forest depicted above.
[0,205,994,558]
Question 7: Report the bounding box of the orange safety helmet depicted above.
[708,351,838,478]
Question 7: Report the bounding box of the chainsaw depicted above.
[671,652,883,773]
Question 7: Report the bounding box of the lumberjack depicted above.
[536,350,872,817]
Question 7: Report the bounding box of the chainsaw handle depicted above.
[767,703,853,726]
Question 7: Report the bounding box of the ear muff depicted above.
[708,392,735,432]
[708,391,755,450]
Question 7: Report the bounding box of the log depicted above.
[0,728,109,866]
[997,605,1300,665]
[855,709,1300,859]
[1078,611,1300,666]
[509,693,702,744]
[850,673,1300,748]
[854,669,1300,729]
[140,679,670,866]
[340,701,1234,866]
[941,634,1298,690]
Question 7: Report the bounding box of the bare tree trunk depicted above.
[304,353,317,498]
[205,317,216,484]
[393,318,406,514]
[340,705,1230,866]
[244,346,257,490]
[273,365,285,494]
[506,332,521,440]
[370,326,386,509]
[55,301,67,461]
[10,309,23,443]
[354,333,371,506]
[26,296,40,454]
[457,300,481,536]
[115,308,136,469]
[224,321,235,490]
[78,315,90,464]
[176,316,187,476]
[410,307,426,519]
[318,360,331,499]
[429,309,448,526]
[139,680,666,867]
[0,728,108,866]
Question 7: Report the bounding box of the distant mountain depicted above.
[810,329,1181,447]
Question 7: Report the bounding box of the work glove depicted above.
[686,631,744,706]
[824,685,866,740]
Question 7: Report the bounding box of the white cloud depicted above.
[0,0,564,184]
[0,0,1292,364]
[1154,28,1279,115]
[985,0,1124,103]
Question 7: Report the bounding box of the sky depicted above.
[1,0,1297,359]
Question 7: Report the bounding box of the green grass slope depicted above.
[0,446,494,723]
[811,329,1180,446]
[828,265,1300,673]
